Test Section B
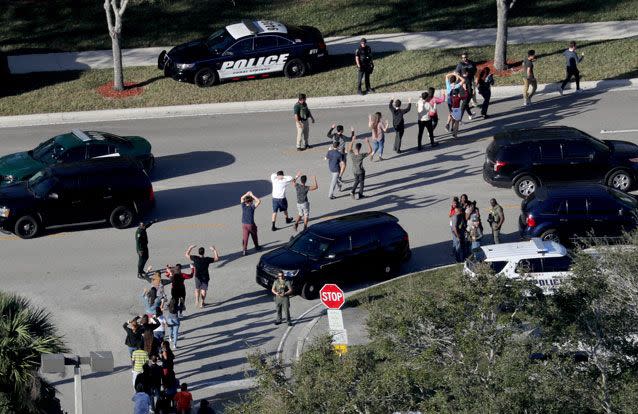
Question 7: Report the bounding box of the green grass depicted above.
[1,0,637,53]
[2,38,636,116]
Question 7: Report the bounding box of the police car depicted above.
[158,20,328,87]
[463,238,573,295]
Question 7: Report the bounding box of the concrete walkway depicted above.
[7,20,638,74]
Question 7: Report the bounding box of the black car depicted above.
[483,126,638,198]
[0,157,155,239]
[518,183,638,243]
[158,20,328,87]
[256,212,411,299]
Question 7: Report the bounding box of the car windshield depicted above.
[581,132,610,152]
[205,29,235,52]
[31,138,64,164]
[27,171,55,197]
[288,232,332,258]
[609,187,638,208]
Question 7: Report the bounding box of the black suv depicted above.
[483,126,638,198]
[256,212,411,299]
[0,157,155,239]
[519,183,638,243]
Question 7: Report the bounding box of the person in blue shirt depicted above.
[132,383,151,414]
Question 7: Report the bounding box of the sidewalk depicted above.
[7,20,638,74]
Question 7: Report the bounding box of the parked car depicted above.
[158,19,328,87]
[463,238,572,295]
[483,126,638,198]
[256,212,411,299]
[0,157,155,239]
[518,183,638,243]
[0,129,154,185]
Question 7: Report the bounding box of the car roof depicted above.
[226,20,288,39]
[53,131,84,148]
[48,156,141,177]
[533,183,611,200]
[479,238,568,261]
[308,211,400,239]
[494,126,592,144]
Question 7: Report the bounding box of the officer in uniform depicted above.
[135,219,157,279]
[488,198,505,244]
[355,38,375,95]
[271,271,293,326]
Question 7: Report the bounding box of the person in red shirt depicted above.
[174,383,193,414]
[167,264,193,317]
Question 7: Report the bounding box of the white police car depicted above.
[158,20,328,87]
[463,238,573,295]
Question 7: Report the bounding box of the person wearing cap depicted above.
[293,93,315,151]
[271,272,293,326]
[355,38,375,95]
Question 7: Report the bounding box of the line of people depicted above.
[450,195,505,262]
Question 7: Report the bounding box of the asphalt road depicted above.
[1,88,637,413]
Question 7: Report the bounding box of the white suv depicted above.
[463,238,572,295]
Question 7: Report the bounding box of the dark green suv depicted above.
[0,129,154,184]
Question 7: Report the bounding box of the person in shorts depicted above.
[185,245,219,308]
[292,174,318,232]
[270,170,299,231]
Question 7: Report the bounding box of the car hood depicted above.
[261,247,309,270]
[0,181,32,204]
[0,152,45,182]
[168,39,215,63]
[606,140,638,157]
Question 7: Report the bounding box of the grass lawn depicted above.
[1,0,637,53]
[1,38,636,116]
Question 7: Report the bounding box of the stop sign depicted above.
[320,284,345,309]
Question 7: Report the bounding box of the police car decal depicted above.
[218,53,289,79]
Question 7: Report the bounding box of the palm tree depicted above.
[0,291,67,413]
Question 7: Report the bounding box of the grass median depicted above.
[1,38,637,116]
[2,0,637,53]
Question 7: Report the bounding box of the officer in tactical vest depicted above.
[135,219,157,279]
[271,271,293,326]
[355,38,375,95]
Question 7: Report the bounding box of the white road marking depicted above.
[601,129,638,134]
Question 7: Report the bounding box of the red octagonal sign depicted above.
[320,284,345,309]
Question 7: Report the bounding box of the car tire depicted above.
[300,281,319,300]
[14,215,39,239]
[284,59,307,78]
[540,229,560,243]
[514,175,538,198]
[194,68,218,87]
[607,169,633,192]
[158,51,167,70]
[109,205,135,229]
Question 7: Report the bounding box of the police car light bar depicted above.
[242,19,259,34]
[72,129,92,142]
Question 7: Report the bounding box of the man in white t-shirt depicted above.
[271,170,300,231]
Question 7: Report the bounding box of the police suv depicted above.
[158,20,328,87]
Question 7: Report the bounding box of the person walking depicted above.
[272,271,293,326]
[455,51,478,106]
[368,112,388,161]
[327,124,354,182]
[293,93,315,151]
[355,38,374,95]
[142,287,162,318]
[450,200,467,263]
[132,383,152,414]
[131,343,149,386]
[167,264,193,317]
[147,355,163,411]
[389,97,411,154]
[152,307,167,344]
[559,41,584,94]
[185,245,220,308]
[164,298,181,349]
[293,174,318,232]
[270,170,298,231]
[160,340,175,377]
[449,86,467,138]
[427,87,446,136]
[522,49,537,106]
[348,137,372,200]
[477,67,495,118]
[240,191,262,256]
[135,219,157,279]
[416,91,442,150]
[174,383,193,414]
[444,73,464,131]
[326,142,346,199]
[123,317,144,357]
[488,198,505,244]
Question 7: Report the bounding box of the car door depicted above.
[516,256,571,295]
[586,196,622,237]
[318,236,352,282]
[562,140,606,181]
[534,141,565,180]
[349,229,380,278]
[218,38,255,80]
[253,35,289,75]
[564,197,592,239]
[41,176,86,225]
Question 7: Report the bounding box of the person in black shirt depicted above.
[135,219,157,279]
[455,52,478,109]
[388,98,411,153]
[355,38,375,95]
[185,245,219,308]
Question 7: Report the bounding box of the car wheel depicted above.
[284,59,307,78]
[14,215,39,239]
[300,281,319,300]
[194,68,218,87]
[607,169,633,192]
[158,50,167,70]
[540,229,560,243]
[109,205,135,229]
[514,175,538,198]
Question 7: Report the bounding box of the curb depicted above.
[1,78,636,129]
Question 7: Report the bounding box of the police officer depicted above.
[488,198,505,244]
[135,219,157,279]
[271,272,293,326]
[355,38,375,95]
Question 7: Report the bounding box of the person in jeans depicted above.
[293,174,318,232]
[326,142,346,199]
[164,298,181,349]
[240,191,262,256]
[444,73,464,131]
[347,137,372,200]
[488,198,505,244]
[368,112,388,161]
[272,272,293,326]
[270,170,297,231]
[522,49,537,106]
[450,201,467,262]
[560,41,584,94]
[477,67,495,118]
[389,97,411,154]
[293,93,315,151]
[355,38,375,95]
[327,124,355,183]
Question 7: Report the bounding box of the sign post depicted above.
[320,284,348,354]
